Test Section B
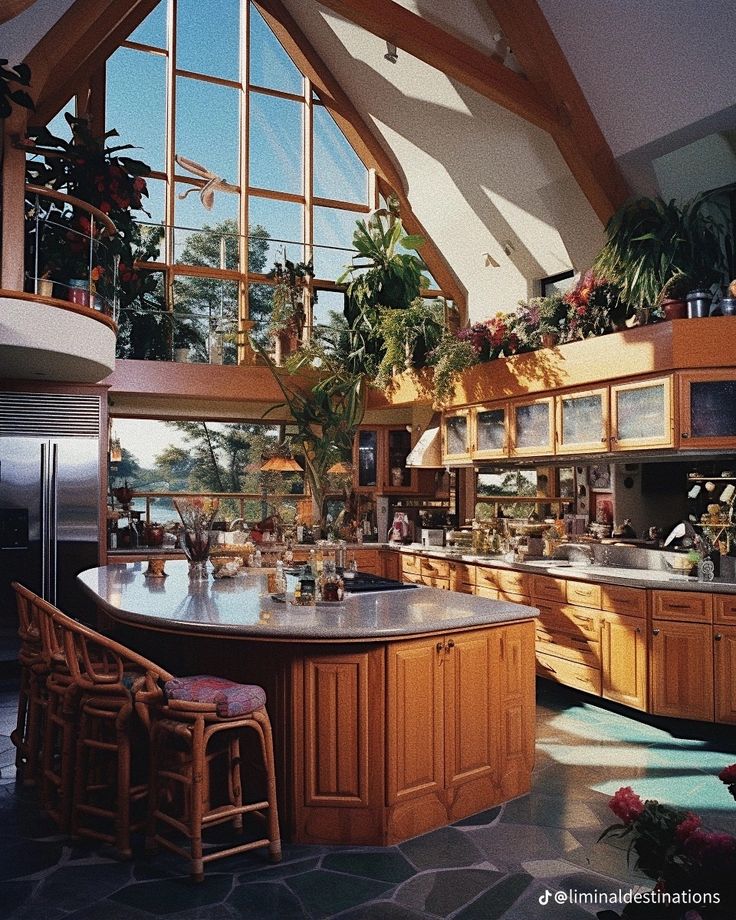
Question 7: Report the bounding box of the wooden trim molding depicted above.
[0,289,118,333]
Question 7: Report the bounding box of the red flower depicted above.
[675,812,702,842]
[609,786,645,824]
[683,828,736,868]
[718,764,736,784]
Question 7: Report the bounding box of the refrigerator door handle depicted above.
[50,442,58,606]
[40,441,48,600]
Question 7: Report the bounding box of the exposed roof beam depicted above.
[315,0,559,133]
[486,0,629,221]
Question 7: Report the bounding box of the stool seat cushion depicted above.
[165,675,266,718]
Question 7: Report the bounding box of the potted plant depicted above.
[428,331,479,404]
[374,297,445,386]
[267,249,313,364]
[593,193,727,318]
[537,293,567,346]
[657,271,689,319]
[563,271,631,339]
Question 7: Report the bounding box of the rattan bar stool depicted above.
[11,583,48,786]
[145,675,282,881]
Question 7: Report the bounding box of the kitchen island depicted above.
[78,561,538,846]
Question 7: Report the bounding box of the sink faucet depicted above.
[230,518,246,531]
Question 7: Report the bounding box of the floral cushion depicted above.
[165,675,266,718]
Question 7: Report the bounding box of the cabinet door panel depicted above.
[680,372,736,448]
[601,613,646,710]
[474,405,508,459]
[715,627,736,724]
[442,412,471,463]
[355,429,379,490]
[511,398,554,457]
[600,584,647,618]
[556,389,608,454]
[651,590,712,623]
[445,633,493,787]
[304,654,370,805]
[650,620,713,721]
[497,623,536,795]
[387,639,444,803]
[611,377,673,450]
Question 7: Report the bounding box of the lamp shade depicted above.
[260,456,303,472]
[327,460,353,475]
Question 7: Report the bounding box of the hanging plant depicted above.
[0,60,33,119]
[374,297,445,387]
[267,248,314,337]
[428,332,479,404]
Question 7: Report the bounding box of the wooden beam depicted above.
[486,0,629,222]
[316,0,559,133]
[258,0,468,315]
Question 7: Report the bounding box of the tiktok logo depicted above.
[539,889,551,905]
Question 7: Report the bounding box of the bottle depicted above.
[253,548,262,568]
[109,527,118,550]
[298,564,316,604]
[274,559,286,595]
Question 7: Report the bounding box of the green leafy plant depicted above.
[268,249,313,337]
[593,194,727,309]
[429,332,479,404]
[374,298,446,387]
[0,60,33,119]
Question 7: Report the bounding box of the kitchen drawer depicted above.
[353,549,379,570]
[536,650,601,696]
[475,585,499,600]
[651,590,712,623]
[532,574,566,603]
[400,554,421,575]
[475,567,498,592]
[496,569,530,596]
[600,583,647,618]
[566,579,602,609]
[402,570,423,586]
[536,626,600,668]
[418,573,450,589]
[419,556,450,579]
[497,590,531,606]
[536,601,599,641]
[714,594,736,625]
[448,561,475,592]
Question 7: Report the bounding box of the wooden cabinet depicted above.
[555,387,608,454]
[353,426,436,494]
[381,549,400,582]
[650,619,714,721]
[714,626,736,724]
[387,621,535,832]
[510,397,554,458]
[651,590,712,623]
[610,376,674,451]
[566,580,602,609]
[601,612,647,710]
[441,410,472,464]
[351,548,380,575]
[448,561,475,594]
[600,583,647,618]
[679,370,736,449]
[473,404,509,460]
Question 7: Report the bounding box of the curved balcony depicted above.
[0,185,119,383]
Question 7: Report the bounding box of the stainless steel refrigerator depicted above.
[0,392,102,637]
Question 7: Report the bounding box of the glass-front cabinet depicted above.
[355,428,379,491]
[510,397,554,458]
[442,410,472,464]
[473,404,508,460]
[353,425,435,494]
[610,376,674,451]
[555,388,608,454]
[384,427,413,492]
[679,371,736,449]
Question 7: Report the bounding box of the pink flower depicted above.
[609,786,645,824]
[675,812,702,842]
[718,763,736,784]
[684,828,736,868]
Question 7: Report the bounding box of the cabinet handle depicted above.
[610,435,618,443]
[715,633,723,641]
[436,641,444,653]
[668,604,693,610]
[600,437,607,443]
[652,628,660,636]
[635,626,641,633]
[573,615,594,627]
[682,432,689,439]
[446,638,455,651]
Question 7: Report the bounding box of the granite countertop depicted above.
[78,561,537,641]
[106,542,388,557]
[391,544,736,595]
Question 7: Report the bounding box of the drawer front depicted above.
[402,570,423,585]
[448,562,475,590]
[566,580,602,609]
[600,583,647,618]
[475,584,499,600]
[651,590,712,623]
[536,626,600,668]
[419,556,450,579]
[714,594,736,625]
[353,550,379,569]
[400,554,422,575]
[475,567,498,592]
[495,569,530,595]
[497,590,531,606]
[532,574,566,603]
[536,650,601,696]
[536,601,599,641]
[419,574,450,589]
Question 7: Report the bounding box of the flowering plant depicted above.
[563,270,630,340]
[174,497,220,563]
[457,313,520,361]
[598,772,736,918]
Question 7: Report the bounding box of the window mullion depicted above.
[239,0,251,364]
[303,72,313,338]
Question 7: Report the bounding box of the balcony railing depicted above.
[25,184,120,320]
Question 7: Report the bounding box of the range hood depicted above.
[405,413,443,468]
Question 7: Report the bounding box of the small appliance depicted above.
[420,528,445,547]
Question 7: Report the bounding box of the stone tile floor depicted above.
[1,676,735,919]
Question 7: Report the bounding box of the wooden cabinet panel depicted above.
[536,626,600,668]
[600,583,647,618]
[496,623,535,799]
[536,601,599,641]
[536,650,601,695]
[473,404,509,460]
[304,653,371,806]
[449,561,475,594]
[381,550,400,582]
[352,549,380,574]
[679,370,736,449]
[498,590,531,605]
[566,580,602,609]
[651,590,712,623]
[650,620,714,721]
[555,387,609,454]
[386,638,444,804]
[610,376,674,451]
[475,567,498,593]
[714,594,736,625]
[601,612,647,711]
[475,585,499,600]
[495,569,530,596]
[401,553,421,576]
[444,632,493,788]
[420,557,450,580]
[510,397,554,458]
[715,627,736,724]
[532,574,566,603]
